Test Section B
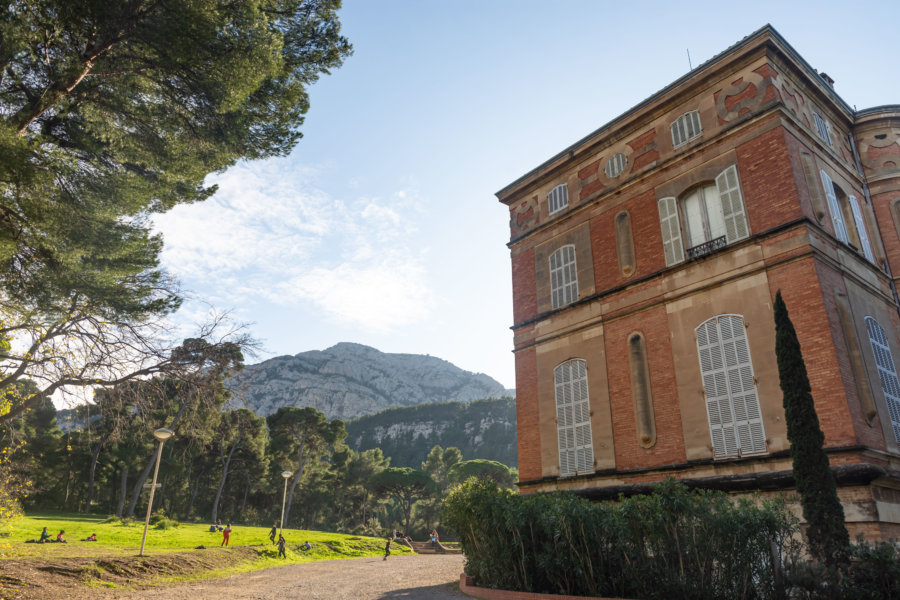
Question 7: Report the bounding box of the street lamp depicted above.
[139,428,174,557]
[279,470,292,536]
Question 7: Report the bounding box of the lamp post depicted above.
[139,428,174,557]
[279,470,292,536]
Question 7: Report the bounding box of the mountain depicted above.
[226,342,514,420]
[345,397,517,468]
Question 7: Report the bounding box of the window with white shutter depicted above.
[715,165,749,243]
[671,110,702,148]
[548,183,569,215]
[849,195,875,262]
[813,111,833,148]
[865,317,900,445]
[657,196,684,266]
[605,153,627,178]
[555,359,594,476]
[696,315,766,458]
[549,245,578,309]
[821,170,849,243]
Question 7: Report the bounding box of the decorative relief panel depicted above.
[510,195,538,237]
[856,126,900,177]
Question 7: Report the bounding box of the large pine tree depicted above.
[774,290,849,566]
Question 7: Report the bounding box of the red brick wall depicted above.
[511,247,537,325]
[515,346,541,481]
[737,126,803,233]
[590,189,665,293]
[765,257,858,447]
[603,305,687,470]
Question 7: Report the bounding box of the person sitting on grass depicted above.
[80,533,97,542]
[55,530,67,543]
[301,541,311,551]
[277,534,287,559]
[25,527,51,543]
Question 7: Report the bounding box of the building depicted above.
[497,25,900,540]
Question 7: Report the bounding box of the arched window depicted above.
[549,245,578,309]
[548,183,568,215]
[865,317,900,445]
[554,359,593,476]
[657,165,748,265]
[696,315,766,458]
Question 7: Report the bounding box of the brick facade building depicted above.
[497,25,900,540]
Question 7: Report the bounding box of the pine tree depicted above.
[774,290,849,566]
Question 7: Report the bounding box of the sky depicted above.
[151,0,899,391]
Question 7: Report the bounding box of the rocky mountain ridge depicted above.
[226,342,514,420]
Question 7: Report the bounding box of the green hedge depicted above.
[443,478,801,600]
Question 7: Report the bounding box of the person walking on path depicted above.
[221,523,231,547]
[268,522,277,544]
[277,534,287,558]
[383,537,391,561]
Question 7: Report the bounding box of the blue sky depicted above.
[152,1,899,390]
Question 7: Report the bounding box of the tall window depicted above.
[671,110,702,148]
[657,165,749,266]
[866,317,900,445]
[549,245,578,309]
[813,111,833,148]
[555,359,593,476]
[548,183,569,215]
[696,315,766,458]
[820,170,875,262]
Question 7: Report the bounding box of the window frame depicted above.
[813,111,833,148]
[696,314,766,458]
[554,358,594,477]
[548,183,569,215]
[549,244,578,309]
[671,110,702,148]
[865,316,900,446]
[605,152,627,178]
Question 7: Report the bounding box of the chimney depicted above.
[819,72,835,88]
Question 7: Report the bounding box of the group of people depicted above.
[267,521,311,558]
[26,527,97,544]
[383,527,440,560]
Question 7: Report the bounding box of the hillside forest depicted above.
[1,374,517,539]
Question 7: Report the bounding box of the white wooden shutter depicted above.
[848,195,875,262]
[866,317,900,445]
[696,315,766,457]
[716,166,749,242]
[820,171,849,243]
[555,359,593,476]
[549,245,578,309]
[657,196,684,266]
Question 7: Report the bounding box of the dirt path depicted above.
[100,553,468,600]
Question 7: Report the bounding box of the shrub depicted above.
[443,478,802,600]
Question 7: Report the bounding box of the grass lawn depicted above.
[0,512,409,574]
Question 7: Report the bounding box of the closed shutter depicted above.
[848,195,875,262]
[821,171,849,243]
[715,166,749,242]
[555,359,594,476]
[696,315,766,457]
[866,317,900,445]
[657,196,684,266]
[550,245,578,309]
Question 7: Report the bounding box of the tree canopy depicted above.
[0,0,352,423]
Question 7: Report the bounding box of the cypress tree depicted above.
[774,290,849,566]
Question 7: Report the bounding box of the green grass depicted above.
[0,512,409,564]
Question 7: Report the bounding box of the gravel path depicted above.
[102,553,468,600]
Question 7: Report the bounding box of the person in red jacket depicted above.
[221,523,232,547]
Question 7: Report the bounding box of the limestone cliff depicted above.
[225,342,514,420]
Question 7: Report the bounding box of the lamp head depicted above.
[281,470,292,480]
[153,428,174,442]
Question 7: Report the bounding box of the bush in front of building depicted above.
[443,478,802,600]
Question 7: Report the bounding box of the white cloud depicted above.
[153,158,435,333]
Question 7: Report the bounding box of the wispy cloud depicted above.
[153,159,434,332]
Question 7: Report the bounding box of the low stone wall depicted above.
[458,574,636,600]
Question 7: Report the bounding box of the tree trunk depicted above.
[86,430,112,509]
[211,439,238,523]
[283,443,311,525]
[116,465,129,518]
[125,447,158,518]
